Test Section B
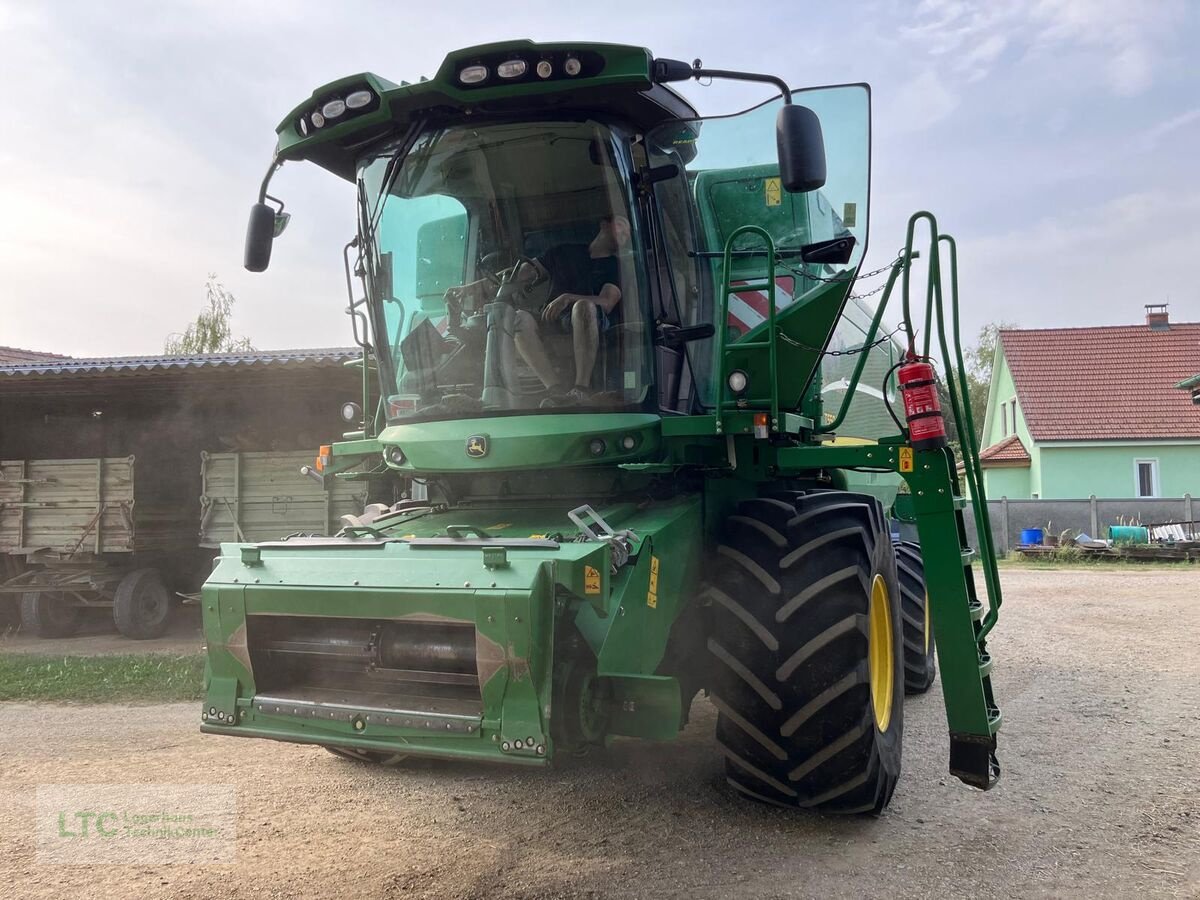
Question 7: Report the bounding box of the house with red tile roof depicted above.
[976,305,1200,499]
[0,346,69,365]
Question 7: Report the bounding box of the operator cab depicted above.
[363,119,652,421]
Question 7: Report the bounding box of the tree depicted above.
[164,274,254,355]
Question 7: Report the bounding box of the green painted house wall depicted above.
[977,343,1200,499]
[981,465,1030,499]
[1038,443,1200,499]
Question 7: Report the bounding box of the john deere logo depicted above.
[466,435,489,458]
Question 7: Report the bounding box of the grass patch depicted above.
[0,653,205,703]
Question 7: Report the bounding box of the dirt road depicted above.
[1,567,1197,899]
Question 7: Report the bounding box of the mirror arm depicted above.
[256,157,282,203]
[652,58,792,104]
[694,66,791,105]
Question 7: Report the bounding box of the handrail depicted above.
[936,233,1003,634]
[900,211,1003,636]
[716,225,780,428]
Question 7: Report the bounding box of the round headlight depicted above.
[536,60,553,79]
[340,401,362,423]
[311,111,325,128]
[564,57,582,76]
[459,65,488,84]
[321,99,346,119]
[385,446,405,465]
[620,434,637,451]
[298,117,308,136]
[345,90,373,109]
[727,370,749,394]
[497,60,527,78]
[588,438,606,457]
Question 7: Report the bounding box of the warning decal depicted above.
[764,177,782,207]
[646,556,660,608]
[899,447,914,473]
[584,565,601,595]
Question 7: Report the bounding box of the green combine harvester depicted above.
[202,40,1002,812]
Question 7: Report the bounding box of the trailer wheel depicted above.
[20,592,82,638]
[708,491,904,814]
[113,569,172,639]
[895,542,937,695]
[324,747,409,766]
[0,598,19,633]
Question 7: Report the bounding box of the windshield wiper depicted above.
[688,235,856,264]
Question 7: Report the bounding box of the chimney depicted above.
[1145,303,1170,330]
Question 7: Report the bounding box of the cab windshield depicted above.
[357,120,651,422]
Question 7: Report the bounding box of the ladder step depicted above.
[978,649,993,678]
[968,599,985,621]
[733,280,775,293]
[961,548,978,564]
[953,496,969,510]
[987,705,1003,734]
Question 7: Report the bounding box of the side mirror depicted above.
[776,104,826,193]
[244,203,276,272]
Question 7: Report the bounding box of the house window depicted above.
[1134,459,1159,498]
[1010,399,1018,432]
[1001,404,1008,437]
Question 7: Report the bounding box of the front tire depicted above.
[895,542,937,694]
[708,491,904,814]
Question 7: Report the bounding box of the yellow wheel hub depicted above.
[868,574,895,732]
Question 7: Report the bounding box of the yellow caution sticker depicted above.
[487,523,511,531]
[765,177,782,207]
[584,565,601,595]
[646,555,660,608]
[899,447,914,473]
[529,533,546,539]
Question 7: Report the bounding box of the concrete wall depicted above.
[960,495,1197,554]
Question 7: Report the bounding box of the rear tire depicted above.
[895,542,937,694]
[708,490,904,813]
[20,592,82,638]
[113,569,172,639]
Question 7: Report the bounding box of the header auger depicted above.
[203,40,1001,813]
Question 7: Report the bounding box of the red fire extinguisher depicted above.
[898,354,948,450]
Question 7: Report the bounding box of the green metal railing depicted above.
[715,225,781,428]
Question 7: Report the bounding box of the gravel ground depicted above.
[1,567,1197,899]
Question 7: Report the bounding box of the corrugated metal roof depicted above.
[1000,321,1200,441]
[0,347,361,379]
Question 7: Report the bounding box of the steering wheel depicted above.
[478,250,516,287]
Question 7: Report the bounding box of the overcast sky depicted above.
[1,0,1196,357]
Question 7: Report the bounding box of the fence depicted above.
[954,495,1196,555]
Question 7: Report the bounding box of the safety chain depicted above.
[780,251,904,286]
[777,323,907,357]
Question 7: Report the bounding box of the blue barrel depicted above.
[1108,525,1149,544]
[1020,527,1044,546]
